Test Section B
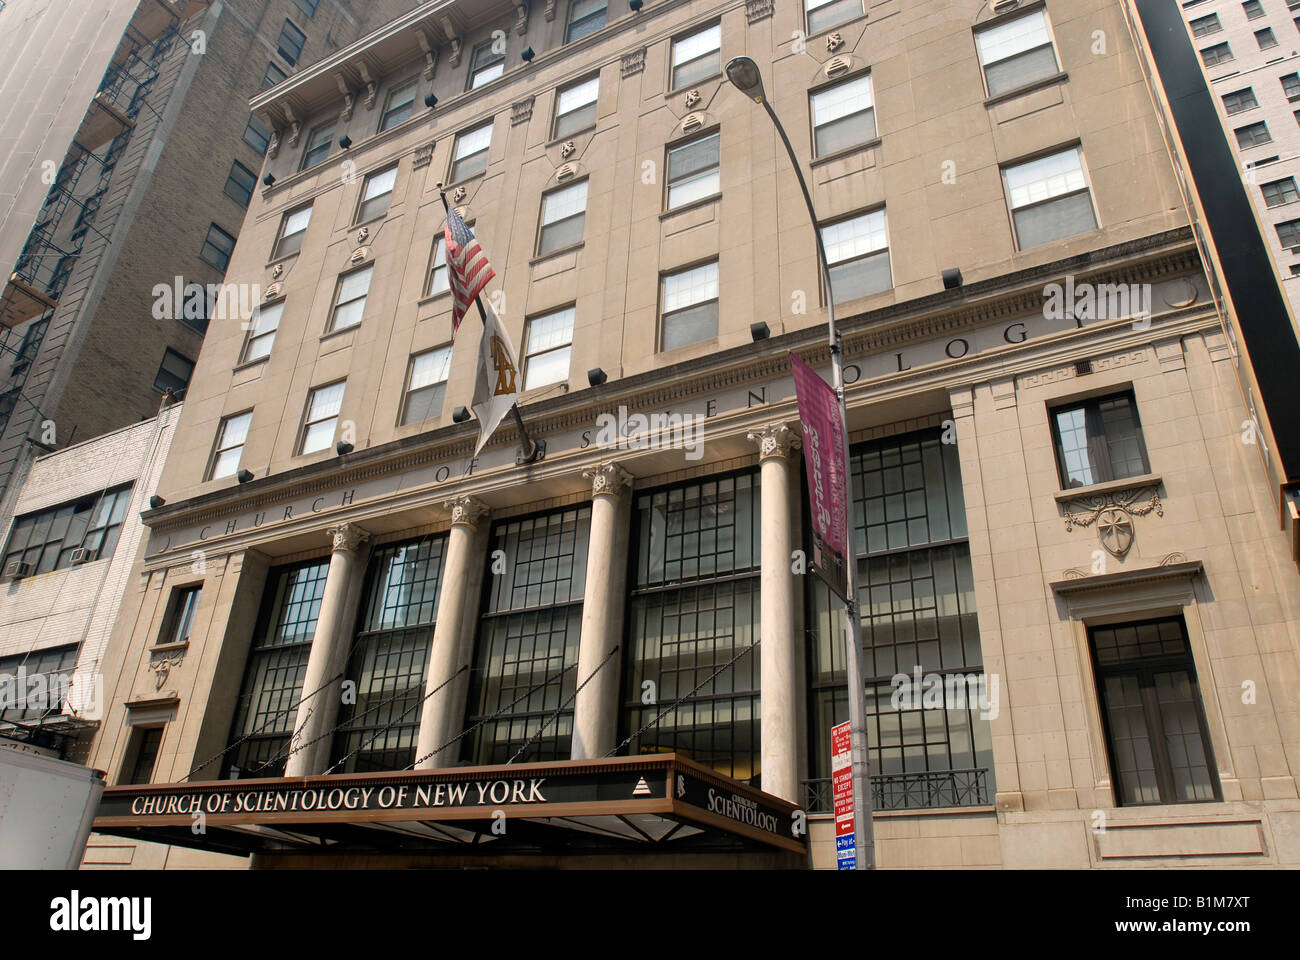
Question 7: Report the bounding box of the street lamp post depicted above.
[726,56,876,870]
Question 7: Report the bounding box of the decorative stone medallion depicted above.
[1062,484,1163,558]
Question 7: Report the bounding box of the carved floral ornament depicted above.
[826,32,845,53]
[560,140,577,159]
[452,185,467,203]
[584,461,633,498]
[147,652,184,691]
[329,522,369,553]
[1061,483,1163,558]
[447,495,489,528]
[747,422,801,461]
[683,88,702,109]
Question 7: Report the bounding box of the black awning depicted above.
[92,754,808,861]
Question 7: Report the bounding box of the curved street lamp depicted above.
[726,55,876,870]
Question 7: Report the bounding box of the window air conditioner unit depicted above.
[70,547,97,565]
[5,559,32,579]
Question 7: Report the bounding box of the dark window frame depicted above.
[154,347,194,395]
[223,159,258,208]
[277,18,307,66]
[1048,390,1151,488]
[199,223,236,270]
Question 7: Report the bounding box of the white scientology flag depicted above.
[470,301,521,456]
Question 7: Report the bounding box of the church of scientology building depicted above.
[81,0,1300,868]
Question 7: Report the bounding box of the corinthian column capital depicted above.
[445,494,490,529]
[747,422,801,462]
[583,461,633,499]
[328,522,369,554]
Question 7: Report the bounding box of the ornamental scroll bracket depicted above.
[1061,482,1163,558]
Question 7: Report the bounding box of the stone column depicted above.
[572,462,633,759]
[285,522,369,778]
[749,422,802,802]
[415,495,490,769]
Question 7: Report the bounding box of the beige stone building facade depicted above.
[85,0,1300,868]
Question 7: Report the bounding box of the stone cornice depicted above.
[144,230,1201,535]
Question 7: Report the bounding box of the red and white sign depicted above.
[831,720,856,868]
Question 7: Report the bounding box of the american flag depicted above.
[444,206,495,338]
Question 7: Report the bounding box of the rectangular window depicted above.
[401,346,452,425]
[293,0,319,18]
[553,75,599,138]
[199,223,235,270]
[537,180,588,255]
[660,261,718,350]
[1276,217,1300,247]
[300,121,335,170]
[3,485,133,576]
[450,122,492,182]
[667,130,720,209]
[463,507,591,764]
[273,205,312,259]
[243,114,272,155]
[1282,73,1300,99]
[1235,120,1273,147]
[1200,41,1233,66]
[262,61,287,91]
[356,165,397,222]
[223,160,257,208]
[210,411,252,479]
[1189,12,1222,36]
[300,382,344,454]
[1256,26,1279,48]
[1050,391,1149,488]
[524,306,575,390]
[328,265,372,332]
[807,0,863,34]
[823,208,891,303]
[380,79,417,130]
[154,348,194,394]
[1244,0,1265,17]
[1002,146,1097,249]
[469,41,505,89]
[277,19,306,65]
[807,430,993,810]
[0,646,77,721]
[974,9,1060,96]
[1222,87,1258,113]
[566,0,606,42]
[811,73,876,157]
[623,474,761,781]
[425,235,449,296]
[224,561,329,778]
[1091,617,1220,806]
[123,727,164,786]
[163,586,202,645]
[329,535,448,772]
[671,23,721,90]
[1262,176,1300,206]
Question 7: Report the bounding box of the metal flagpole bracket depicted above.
[516,437,546,465]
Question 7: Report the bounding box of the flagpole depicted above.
[436,184,544,465]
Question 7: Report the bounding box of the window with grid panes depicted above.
[329,535,448,772]
[1189,12,1221,36]
[450,122,492,182]
[1050,392,1149,488]
[401,346,452,424]
[566,0,606,42]
[1200,41,1233,66]
[224,561,330,778]
[468,41,505,89]
[1262,176,1300,206]
[666,130,720,209]
[622,473,762,783]
[523,306,575,390]
[553,76,599,138]
[807,0,862,34]
[1282,73,1300,99]
[1222,87,1258,113]
[660,261,718,350]
[1236,120,1273,147]
[823,209,891,302]
[537,180,588,255]
[811,73,876,156]
[462,507,591,764]
[1244,0,1265,18]
[1002,147,1097,249]
[1277,217,1300,247]
[671,23,721,90]
[3,485,133,576]
[1090,617,1220,805]
[380,79,417,130]
[1257,26,1279,47]
[974,9,1060,96]
[0,645,77,721]
[807,430,993,809]
[209,411,252,479]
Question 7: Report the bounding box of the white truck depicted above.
[0,746,106,868]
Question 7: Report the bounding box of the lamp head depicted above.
[725,56,766,103]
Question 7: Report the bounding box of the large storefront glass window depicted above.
[807,429,994,810]
[620,472,761,783]
[329,534,447,773]
[462,507,591,764]
[225,561,329,778]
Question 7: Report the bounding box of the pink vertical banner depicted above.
[790,352,849,601]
